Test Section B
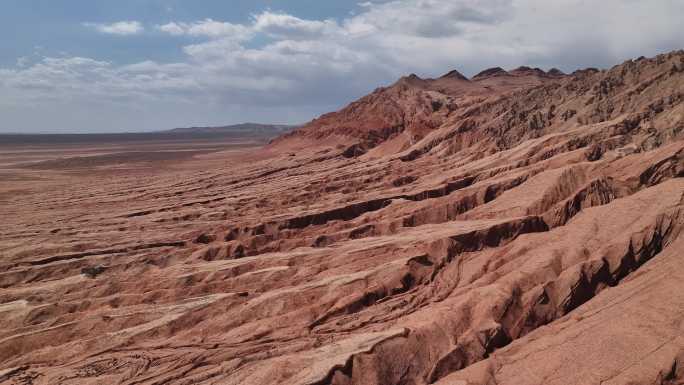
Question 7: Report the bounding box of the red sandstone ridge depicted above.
[1,50,684,385]
[271,63,559,157]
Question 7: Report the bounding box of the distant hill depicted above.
[166,123,295,135]
[0,123,296,146]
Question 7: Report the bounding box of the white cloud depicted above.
[84,21,144,35]
[252,12,342,39]
[156,19,252,39]
[157,22,185,36]
[345,0,512,38]
[3,0,684,132]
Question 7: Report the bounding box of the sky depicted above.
[0,0,683,133]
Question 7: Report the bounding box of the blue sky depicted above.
[1,0,683,133]
[0,1,358,67]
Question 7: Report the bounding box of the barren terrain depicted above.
[1,51,684,385]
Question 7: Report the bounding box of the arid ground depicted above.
[1,51,684,385]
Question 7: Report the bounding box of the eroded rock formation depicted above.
[1,50,684,385]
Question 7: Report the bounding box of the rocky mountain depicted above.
[1,50,683,385]
[274,53,681,162]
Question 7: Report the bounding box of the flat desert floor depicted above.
[0,136,267,203]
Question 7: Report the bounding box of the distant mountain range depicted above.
[166,123,295,135]
[0,123,297,146]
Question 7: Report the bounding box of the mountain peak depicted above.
[439,69,469,81]
[472,67,508,80]
[509,66,547,77]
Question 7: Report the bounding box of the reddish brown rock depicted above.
[1,50,684,385]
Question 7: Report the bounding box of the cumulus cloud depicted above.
[156,19,252,39]
[345,0,512,38]
[252,12,342,39]
[156,22,185,36]
[3,0,684,132]
[83,21,144,35]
